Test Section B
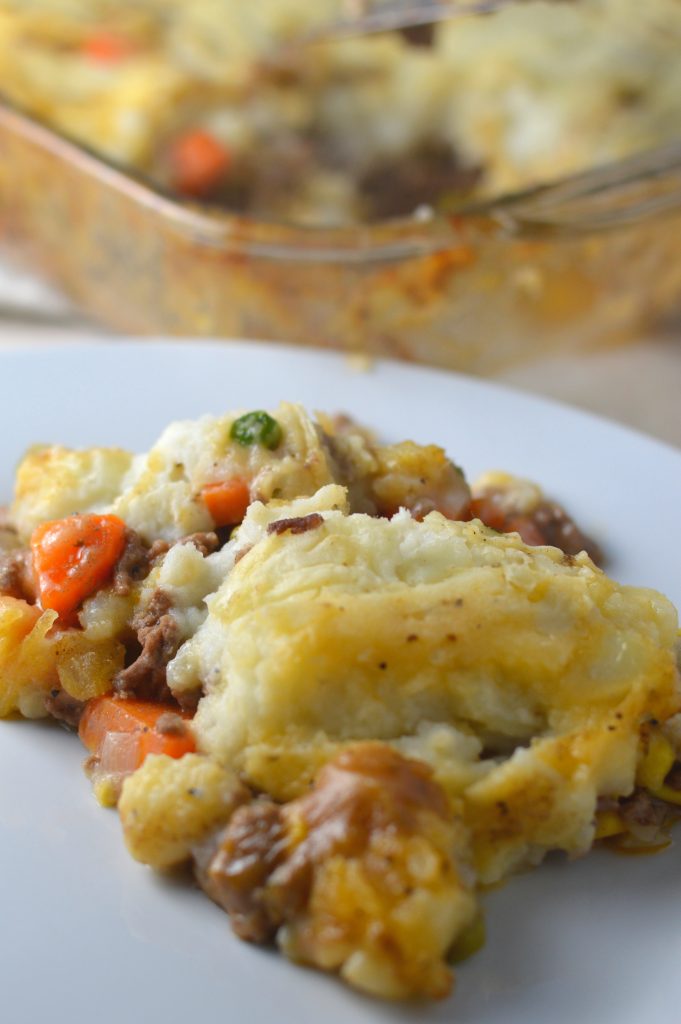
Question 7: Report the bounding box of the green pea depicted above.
[230,411,283,450]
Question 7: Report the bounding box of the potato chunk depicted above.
[12,445,133,542]
[119,753,248,869]
[55,631,125,702]
[0,597,58,718]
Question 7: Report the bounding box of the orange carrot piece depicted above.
[170,130,231,198]
[469,498,547,546]
[82,30,135,63]
[31,514,127,620]
[467,496,506,532]
[79,697,168,752]
[505,516,546,547]
[201,478,250,527]
[79,696,195,774]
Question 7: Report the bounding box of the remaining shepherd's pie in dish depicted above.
[1,403,679,1001]
[1,0,681,223]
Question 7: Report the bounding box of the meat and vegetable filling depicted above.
[1,402,679,1001]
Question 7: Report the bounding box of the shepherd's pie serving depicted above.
[1,403,679,1001]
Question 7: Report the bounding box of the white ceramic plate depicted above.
[1,341,680,1024]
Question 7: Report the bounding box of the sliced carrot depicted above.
[82,30,135,63]
[79,696,195,775]
[201,478,250,527]
[170,130,231,198]
[505,516,546,547]
[467,496,506,532]
[31,514,127,621]
[469,498,548,547]
[79,696,164,752]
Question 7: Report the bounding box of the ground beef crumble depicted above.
[114,589,180,702]
[112,529,220,598]
[155,711,190,737]
[112,529,155,596]
[0,549,34,601]
[194,801,289,943]
[193,745,451,945]
[44,688,86,728]
[618,788,675,832]
[664,763,681,790]
[180,532,221,557]
[0,511,34,602]
[267,514,324,537]
[528,501,603,563]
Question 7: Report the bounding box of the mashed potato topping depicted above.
[181,492,679,882]
[1,402,680,1001]
[13,402,346,542]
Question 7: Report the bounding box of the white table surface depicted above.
[0,262,679,450]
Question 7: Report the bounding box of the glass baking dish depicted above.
[0,100,680,373]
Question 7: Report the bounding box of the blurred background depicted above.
[0,0,679,444]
